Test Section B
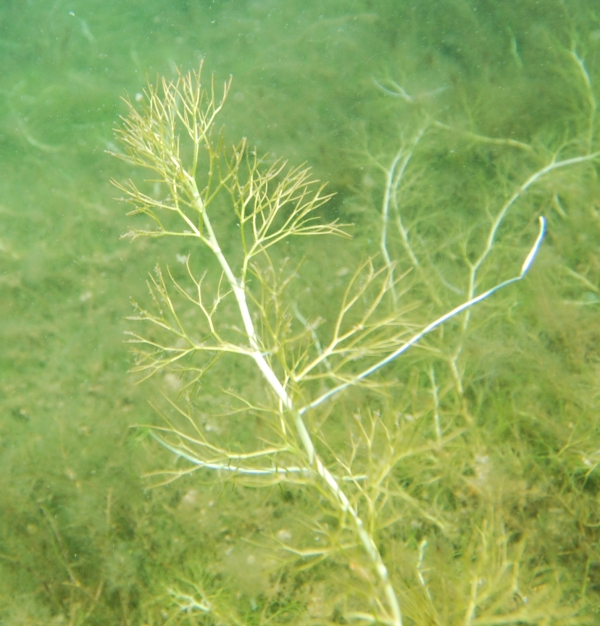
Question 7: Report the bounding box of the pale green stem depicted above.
[188,177,404,626]
[300,217,546,415]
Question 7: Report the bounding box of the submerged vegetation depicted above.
[113,50,598,626]
[1,1,600,624]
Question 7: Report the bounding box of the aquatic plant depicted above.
[112,61,599,625]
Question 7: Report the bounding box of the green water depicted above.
[1,1,599,624]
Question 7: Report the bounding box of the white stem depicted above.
[300,217,546,415]
[191,184,403,626]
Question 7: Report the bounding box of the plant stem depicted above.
[189,174,404,626]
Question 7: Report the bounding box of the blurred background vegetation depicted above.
[0,0,599,624]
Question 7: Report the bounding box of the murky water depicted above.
[1,2,599,624]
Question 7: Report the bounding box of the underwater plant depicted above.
[112,62,599,625]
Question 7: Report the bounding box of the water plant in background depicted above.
[113,58,599,625]
[2,2,600,625]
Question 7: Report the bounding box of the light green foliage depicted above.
[1,2,600,625]
[112,48,599,624]
[113,65,408,624]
